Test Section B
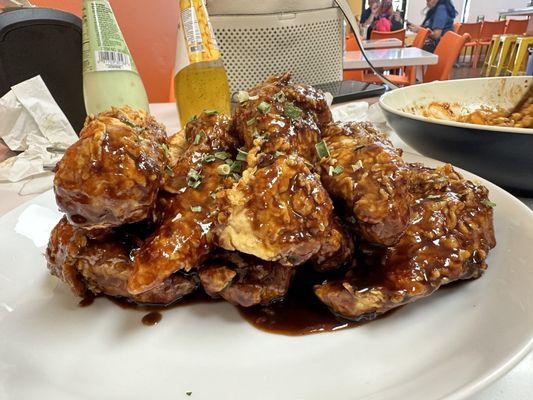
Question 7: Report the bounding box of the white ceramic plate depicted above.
[1,153,533,400]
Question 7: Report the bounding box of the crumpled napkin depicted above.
[331,101,392,134]
[0,75,77,185]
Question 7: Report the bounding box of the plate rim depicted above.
[404,153,533,400]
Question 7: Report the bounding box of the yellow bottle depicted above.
[173,0,230,127]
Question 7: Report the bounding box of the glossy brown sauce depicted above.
[237,269,396,336]
[77,271,396,335]
[78,293,95,307]
[79,290,217,326]
[142,312,162,326]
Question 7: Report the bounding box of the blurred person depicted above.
[372,0,403,33]
[360,0,380,39]
[361,0,380,28]
[407,0,457,52]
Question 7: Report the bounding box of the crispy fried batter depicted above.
[46,218,197,304]
[199,252,294,307]
[315,163,496,321]
[312,217,354,272]
[54,107,168,229]
[127,112,237,295]
[319,122,411,246]
[218,155,347,267]
[233,73,331,166]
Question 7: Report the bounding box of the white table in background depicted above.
[343,47,438,69]
[0,101,532,399]
[362,38,403,49]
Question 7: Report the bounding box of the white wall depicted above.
[465,0,527,22]
[406,0,428,24]
[406,0,527,24]
[406,0,464,24]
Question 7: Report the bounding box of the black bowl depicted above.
[379,77,533,196]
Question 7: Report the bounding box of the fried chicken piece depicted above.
[199,253,294,307]
[46,217,88,296]
[127,112,238,295]
[319,122,411,246]
[165,130,188,165]
[248,73,333,130]
[54,107,168,229]
[233,73,332,166]
[315,163,496,321]
[218,155,351,268]
[46,217,197,304]
[312,217,354,272]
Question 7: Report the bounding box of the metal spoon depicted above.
[508,82,533,117]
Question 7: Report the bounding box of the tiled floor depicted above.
[451,65,483,79]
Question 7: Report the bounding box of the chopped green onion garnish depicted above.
[232,173,241,181]
[246,118,256,126]
[236,149,248,162]
[122,119,138,129]
[188,115,197,123]
[187,168,201,181]
[257,101,271,114]
[230,160,242,173]
[332,165,344,175]
[304,161,314,170]
[204,109,219,115]
[274,150,285,157]
[225,159,234,166]
[252,128,268,140]
[210,192,217,199]
[165,165,175,177]
[315,141,330,159]
[274,91,286,103]
[481,199,496,208]
[187,168,202,188]
[160,143,170,158]
[202,154,216,163]
[217,164,231,175]
[427,195,442,200]
[193,131,205,145]
[215,151,231,160]
[348,216,357,224]
[283,102,303,120]
[235,91,250,103]
[188,179,202,189]
[352,160,363,171]
[190,206,202,213]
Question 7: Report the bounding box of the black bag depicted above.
[0,7,86,132]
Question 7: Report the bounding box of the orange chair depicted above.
[32,0,179,103]
[411,27,430,49]
[456,22,481,64]
[472,20,507,68]
[362,28,430,87]
[424,32,470,83]
[505,19,529,35]
[453,22,461,33]
[343,34,364,81]
[370,29,406,46]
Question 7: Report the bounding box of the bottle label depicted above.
[82,0,138,73]
[175,0,220,72]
